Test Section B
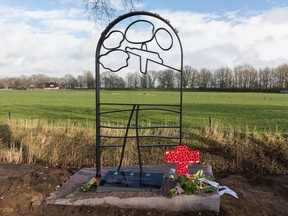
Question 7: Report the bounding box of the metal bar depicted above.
[117,105,136,171]
[100,125,181,129]
[100,107,180,115]
[135,105,143,173]
[101,143,179,147]
[100,103,180,107]
[100,109,139,115]
[95,34,102,177]
[134,108,180,113]
[99,135,181,139]
[100,144,123,147]
[139,144,179,147]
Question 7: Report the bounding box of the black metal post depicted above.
[117,105,136,171]
[135,105,143,173]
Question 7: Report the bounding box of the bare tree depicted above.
[101,71,112,88]
[157,70,175,88]
[197,68,212,88]
[82,0,141,24]
[214,67,233,89]
[248,66,258,90]
[182,65,193,89]
[8,77,21,89]
[140,73,148,88]
[62,74,78,89]
[29,74,51,88]
[126,72,139,88]
[259,67,273,90]
[134,70,158,88]
[77,75,85,88]
[233,65,255,89]
[101,71,125,88]
[189,68,198,89]
[147,70,158,88]
[83,70,95,88]
[175,65,195,89]
[0,78,9,89]
[275,64,288,89]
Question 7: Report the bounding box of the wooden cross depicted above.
[165,146,200,175]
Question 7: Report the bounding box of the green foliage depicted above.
[168,170,217,197]
[66,178,99,198]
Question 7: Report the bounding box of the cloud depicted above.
[0,4,99,78]
[0,4,288,79]
[157,7,288,69]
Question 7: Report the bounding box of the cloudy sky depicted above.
[0,0,288,78]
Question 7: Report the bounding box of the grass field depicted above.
[1,89,288,174]
[0,89,287,133]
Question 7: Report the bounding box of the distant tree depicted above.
[174,66,200,89]
[83,71,95,88]
[176,65,199,89]
[197,68,212,88]
[18,75,30,88]
[0,78,8,89]
[147,70,158,88]
[259,67,270,90]
[77,75,85,88]
[101,71,111,88]
[126,72,133,88]
[8,77,21,89]
[182,66,192,88]
[234,64,258,90]
[101,71,125,88]
[214,67,233,89]
[126,72,139,88]
[189,68,198,89]
[157,70,175,88]
[114,76,126,88]
[248,66,258,90]
[140,73,148,88]
[275,64,288,88]
[62,74,78,89]
[29,74,51,88]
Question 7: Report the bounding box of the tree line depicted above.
[0,71,95,89]
[102,64,288,91]
[1,64,288,91]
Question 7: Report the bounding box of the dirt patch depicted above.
[0,163,287,216]
[218,174,288,216]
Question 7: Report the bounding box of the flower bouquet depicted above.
[66,178,101,198]
[168,170,217,197]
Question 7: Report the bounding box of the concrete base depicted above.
[45,165,220,212]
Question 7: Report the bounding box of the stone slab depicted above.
[45,165,220,212]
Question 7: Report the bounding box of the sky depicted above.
[0,0,288,78]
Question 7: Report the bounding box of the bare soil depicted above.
[0,163,287,216]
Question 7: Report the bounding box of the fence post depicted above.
[209,116,212,128]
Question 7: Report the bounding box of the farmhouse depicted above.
[42,82,60,90]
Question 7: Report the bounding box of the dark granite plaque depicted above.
[97,171,164,192]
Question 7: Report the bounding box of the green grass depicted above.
[184,92,288,132]
[0,89,287,133]
[0,90,96,125]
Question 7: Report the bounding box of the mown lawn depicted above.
[0,89,287,133]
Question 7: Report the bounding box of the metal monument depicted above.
[95,11,183,190]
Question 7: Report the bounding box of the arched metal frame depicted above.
[95,11,183,177]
